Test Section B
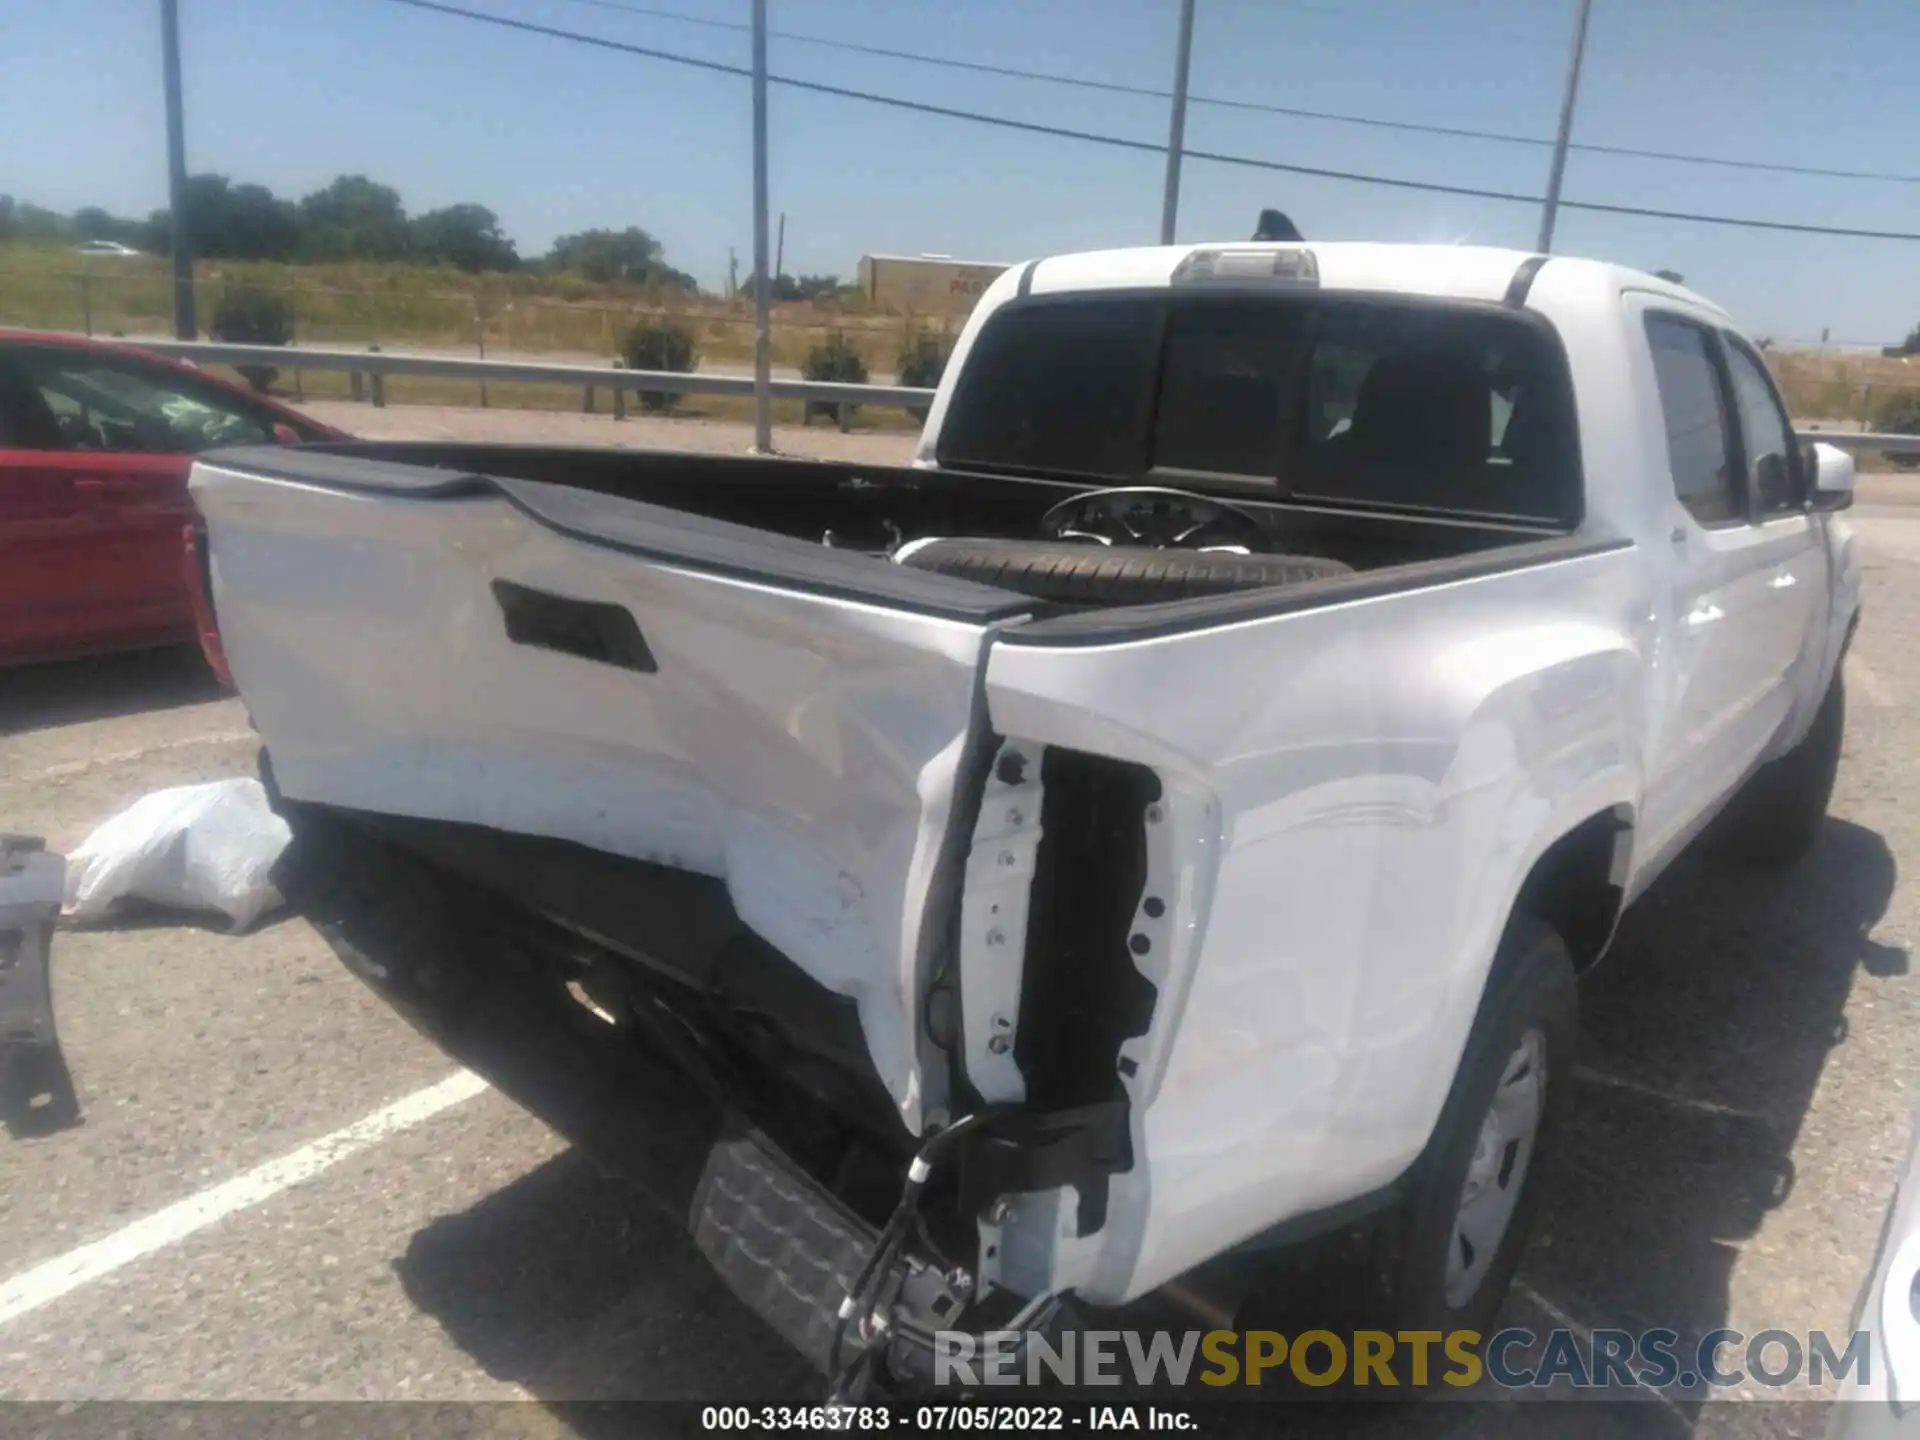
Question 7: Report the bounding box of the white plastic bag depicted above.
[62,778,292,932]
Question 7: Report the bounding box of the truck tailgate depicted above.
[190,449,1029,1125]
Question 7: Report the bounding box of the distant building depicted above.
[858,254,1011,315]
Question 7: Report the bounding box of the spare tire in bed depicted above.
[895,537,1352,607]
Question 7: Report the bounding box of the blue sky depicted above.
[4,0,1917,342]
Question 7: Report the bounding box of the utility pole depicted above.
[160,0,196,338]
[750,0,773,452]
[1158,0,1197,246]
[728,246,738,297]
[1537,0,1595,253]
[775,212,786,285]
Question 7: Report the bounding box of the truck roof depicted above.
[1013,241,1730,320]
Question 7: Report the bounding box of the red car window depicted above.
[5,350,278,454]
[0,363,67,448]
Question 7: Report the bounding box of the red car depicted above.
[0,330,346,675]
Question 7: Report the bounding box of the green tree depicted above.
[147,176,301,261]
[71,206,116,240]
[70,204,153,251]
[12,201,65,243]
[410,204,517,272]
[299,174,410,261]
[545,226,689,285]
[220,183,302,260]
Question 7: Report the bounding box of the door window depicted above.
[0,364,67,448]
[1722,339,1801,516]
[1645,315,1742,526]
[2,350,274,454]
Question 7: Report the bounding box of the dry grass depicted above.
[1766,346,1920,426]
[0,243,960,373]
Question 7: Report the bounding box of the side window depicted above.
[1722,339,1800,516]
[0,361,69,449]
[15,353,273,455]
[1645,315,1742,526]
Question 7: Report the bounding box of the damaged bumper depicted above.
[275,796,1116,1387]
[0,836,80,1136]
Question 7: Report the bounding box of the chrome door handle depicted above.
[1685,604,1725,627]
[1768,573,1798,590]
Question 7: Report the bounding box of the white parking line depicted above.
[1511,1282,1689,1420]
[1573,1065,1773,1125]
[0,1070,488,1329]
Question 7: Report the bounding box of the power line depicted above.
[547,0,1920,187]
[379,0,1920,243]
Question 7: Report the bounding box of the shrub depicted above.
[1877,389,1920,469]
[896,333,950,422]
[1878,389,1920,434]
[210,285,293,393]
[803,332,868,424]
[621,320,696,413]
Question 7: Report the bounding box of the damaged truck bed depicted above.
[191,240,1859,1394]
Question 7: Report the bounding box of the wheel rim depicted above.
[1444,1027,1546,1309]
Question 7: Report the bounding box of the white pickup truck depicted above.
[190,241,1861,1392]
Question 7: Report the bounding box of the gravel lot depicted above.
[1,419,1914,1436]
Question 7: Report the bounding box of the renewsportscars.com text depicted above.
[934,1327,1871,1392]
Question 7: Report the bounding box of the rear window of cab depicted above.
[933,293,1583,527]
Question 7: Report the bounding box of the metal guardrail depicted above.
[139,339,937,411]
[1796,429,1920,456]
[118,339,1920,455]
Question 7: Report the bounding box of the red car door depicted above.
[0,364,121,663]
[17,449,196,656]
[0,342,284,663]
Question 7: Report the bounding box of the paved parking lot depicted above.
[1,466,1916,1435]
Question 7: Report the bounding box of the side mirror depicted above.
[1810,441,1855,511]
[271,422,302,447]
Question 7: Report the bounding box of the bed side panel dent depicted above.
[982,542,1644,1303]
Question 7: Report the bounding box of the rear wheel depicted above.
[1232,918,1576,1373]
[1366,918,1577,1341]
[1714,672,1845,869]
